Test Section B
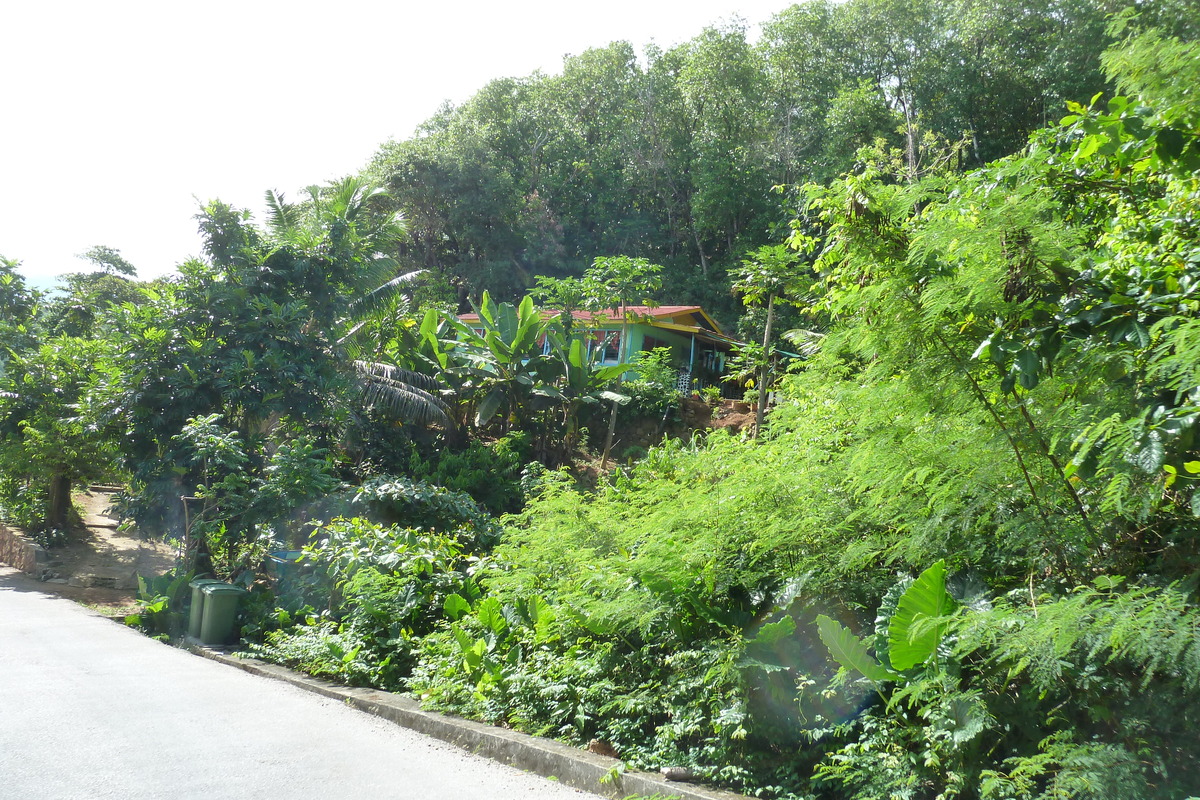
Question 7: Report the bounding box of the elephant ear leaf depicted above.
[816,614,893,683]
[888,559,957,671]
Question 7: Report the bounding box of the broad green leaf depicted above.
[568,337,586,369]
[816,614,893,683]
[1184,461,1200,474]
[495,302,519,343]
[475,389,505,427]
[1016,349,1038,378]
[1156,127,1185,161]
[1017,347,1040,389]
[517,293,534,324]
[750,616,796,646]
[484,329,511,360]
[452,625,475,653]
[477,291,495,325]
[476,597,508,636]
[970,336,992,361]
[525,595,550,628]
[945,696,987,746]
[1129,320,1150,348]
[443,593,471,620]
[511,308,542,355]
[599,390,630,405]
[888,559,957,671]
[594,365,628,382]
[1075,134,1102,159]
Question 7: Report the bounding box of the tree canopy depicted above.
[4,6,1200,799]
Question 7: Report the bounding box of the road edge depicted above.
[186,643,750,800]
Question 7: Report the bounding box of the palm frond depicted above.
[349,269,427,317]
[327,175,379,220]
[263,189,304,238]
[355,360,440,392]
[337,320,370,348]
[354,360,451,428]
[781,327,826,358]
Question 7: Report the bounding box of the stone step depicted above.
[67,572,138,590]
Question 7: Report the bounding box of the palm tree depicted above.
[262,178,458,429]
[351,360,451,427]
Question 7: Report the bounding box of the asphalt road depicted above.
[0,567,601,800]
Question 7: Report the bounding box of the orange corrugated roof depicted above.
[459,305,724,333]
[575,305,699,320]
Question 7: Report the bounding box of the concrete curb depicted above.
[187,643,749,800]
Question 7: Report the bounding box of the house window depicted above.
[602,331,621,363]
[643,335,668,353]
[588,330,621,363]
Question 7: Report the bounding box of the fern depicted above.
[957,582,1200,694]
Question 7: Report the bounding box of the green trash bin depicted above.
[187,578,226,639]
[198,583,249,645]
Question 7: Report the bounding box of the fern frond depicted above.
[780,327,826,357]
[958,583,1200,694]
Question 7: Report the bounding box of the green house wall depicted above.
[588,323,726,385]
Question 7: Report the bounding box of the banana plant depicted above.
[437,292,559,431]
[542,327,629,459]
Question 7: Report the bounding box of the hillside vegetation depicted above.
[3,2,1200,798]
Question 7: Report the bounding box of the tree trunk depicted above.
[45,472,72,530]
[601,300,630,470]
[754,294,775,439]
[601,396,620,471]
[691,224,710,279]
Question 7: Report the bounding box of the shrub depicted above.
[408,432,530,515]
[349,476,502,552]
[248,516,484,690]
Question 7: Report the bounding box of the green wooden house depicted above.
[460,304,742,392]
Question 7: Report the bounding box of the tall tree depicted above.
[731,244,806,436]
[0,337,117,529]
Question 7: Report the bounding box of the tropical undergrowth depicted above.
[393,28,1200,799]
[16,22,1200,800]
[245,477,500,689]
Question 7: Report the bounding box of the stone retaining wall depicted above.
[0,522,41,573]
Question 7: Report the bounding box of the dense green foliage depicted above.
[247,478,498,685]
[4,6,1200,799]
[365,0,1125,324]
[400,22,1200,798]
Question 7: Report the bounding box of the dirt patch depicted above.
[29,489,178,613]
[708,400,756,435]
[25,582,144,618]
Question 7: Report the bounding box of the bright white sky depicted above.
[2,0,791,289]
